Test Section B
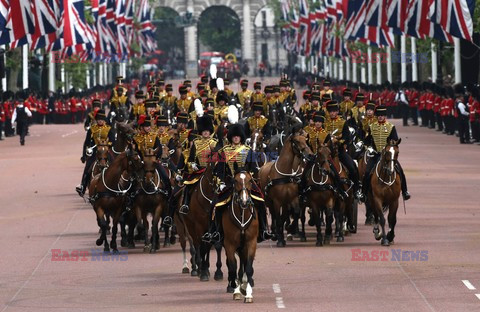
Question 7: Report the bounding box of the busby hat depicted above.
[135,90,145,99]
[306,110,315,120]
[116,76,124,84]
[94,109,107,121]
[227,123,246,144]
[201,75,209,84]
[240,79,248,87]
[156,79,165,86]
[303,90,311,100]
[280,80,289,87]
[310,92,321,102]
[179,85,188,94]
[197,82,205,91]
[313,113,325,123]
[326,100,339,112]
[205,98,215,108]
[166,84,173,92]
[224,78,230,85]
[322,93,333,102]
[254,82,261,90]
[375,105,387,116]
[138,115,152,127]
[273,85,280,93]
[156,115,169,127]
[252,102,264,112]
[355,93,365,102]
[343,88,352,97]
[197,115,214,134]
[209,78,218,90]
[216,90,229,103]
[176,112,189,124]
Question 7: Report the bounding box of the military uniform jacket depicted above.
[187,137,218,170]
[134,132,162,158]
[235,90,253,108]
[365,121,398,152]
[351,106,367,125]
[325,117,350,144]
[130,103,146,120]
[83,124,115,158]
[307,127,329,152]
[251,92,265,104]
[360,116,377,138]
[340,100,355,116]
[215,144,254,180]
[157,131,176,151]
[246,115,271,140]
[214,105,229,125]
[177,98,193,113]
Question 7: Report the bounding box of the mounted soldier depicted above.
[84,99,102,131]
[235,79,253,111]
[362,106,411,200]
[340,88,354,118]
[245,102,271,141]
[76,109,115,196]
[202,123,272,243]
[129,90,146,122]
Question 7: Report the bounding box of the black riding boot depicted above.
[299,159,314,204]
[156,164,172,198]
[179,185,192,215]
[257,202,273,242]
[329,162,348,200]
[202,201,220,243]
[163,190,179,227]
[395,162,410,200]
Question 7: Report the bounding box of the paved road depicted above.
[1,121,480,312]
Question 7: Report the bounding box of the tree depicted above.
[197,7,241,53]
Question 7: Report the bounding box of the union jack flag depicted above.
[0,0,8,37]
[429,0,475,41]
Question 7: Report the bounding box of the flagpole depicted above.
[386,46,392,82]
[61,64,65,93]
[48,53,55,92]
[22,45,29,90]
[339,59,344,80]
[431,42,437,83]
[333,59,338,79]
[1,45,6,91]
[367,47,372,85]
[400,35,407,83]
[328,57,333,78]
[98,63,103,86]
[352,58,357,83]
[345,57,350,81]
[411,37,418,82]
[454,37,461,84]
[361,64,366,84]
[376,56,381,85]
[86,65,91,90]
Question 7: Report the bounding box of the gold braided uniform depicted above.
[157,131,172,145]
[340,100,355,116]
[163,95,177,108]
[225,89,234,97]
[300,102,323,116]
[158,90,167,100]
[219,144,251,175]
[132,103,146,118]
[87,111,97,127]
[178,129,192,163]
[308,127,329,152]
[214,105,228,125]
[177,98,192,113]
[320,89,334,98]
[91,124,111,145]
[247,115,268,133]
[361,116,377,134]
[134,132,158,157]
[369,121,394,152]
[325,117,346,142]
[236,90,253,109]
[262,97,277,116]
[185,137,218,178]
[351,106,366,124]
[251,92,265,104]
[187,91,195,101]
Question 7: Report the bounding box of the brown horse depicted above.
[247,129,268,178]
[223,169,258,303]
[258,130,314,247]
[305,141,336,246]
[133,147,169,253]
[88,146,143,252]
[91,139,111,180]
[369,139,402,246]
[179,154,223,280]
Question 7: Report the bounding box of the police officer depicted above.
[455,84,471,144]
[11,93,32,146]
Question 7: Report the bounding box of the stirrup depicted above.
[201,232,212,243]
[402,191,411,201]
[179,204,189,215]
[163,216,173,227]
[262,231,273,241]
[355,190,364,201]
[210,232,221,244]
[76,185,85,197]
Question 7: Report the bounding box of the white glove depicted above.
[175,174,183,182]
[219,183,226,192]
[354,141,364,151]
[86,147,94,156]
[110,111,116,117]
[191,163,199,172]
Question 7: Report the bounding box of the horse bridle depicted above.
[291,135,311,162]
[233,172,254,210]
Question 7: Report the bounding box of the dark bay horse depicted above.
[91,139,111,180]
[370,139,402,246]
[258,129,314,247]
[223,169,258,303]
[305,141,336,246]
[133,147,169,253]
[88,147,142,252]
[179,156,223,281]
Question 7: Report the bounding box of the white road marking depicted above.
[462,280,476,290]
[61,130,78,138]
[1,209,80,312]
[272,283,285,309]
[395,261,435,312]
[476,294,480,300]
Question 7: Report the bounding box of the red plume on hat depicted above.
[138,114,147,126]
[93,108,100,118]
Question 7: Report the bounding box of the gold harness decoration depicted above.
[308,127,328,152]
[91,124,111,145]
[247,115,268,132]
[369,121,394,152]
[134,132,158,157]
[340,100,355,115]
[221,144,250,175]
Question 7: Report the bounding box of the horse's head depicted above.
[117,122,137,143]
[115,104,129,123]
[290,126,314,163]
[125,142,143,180]
[382,139,400,175]
[96,139,111,169]
[233,163,253,209]
[316,136,332,165]
[248,129,264,152]
[142,147,159,186]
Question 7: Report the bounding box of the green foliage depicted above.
[154,7,185,53]
[5,47,22,72]
[197,7,241,53]
[64,62,87,90]
[474,1,480,33]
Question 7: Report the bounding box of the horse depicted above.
[88,146,143,253]
[133,147,169,253]
[178,152,224,281]
[223,168,258,303]
[304,140,336,246]
[111,122,136,159]
[245,129,268,178]
[90,139,111,180]
[258,128,314,247]
[369,139,402,246]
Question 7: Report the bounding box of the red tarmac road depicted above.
[1,120,480,312]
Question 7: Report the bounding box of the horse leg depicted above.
[120,209,128,247]
[274,200,286,247]
[324,206,334,245]
[214,242,223,281]
[243,241,256,303]
[150,204,162,253]
[334,202,345,243]
[225,247,240,298]
[126,212,136,248]
[96,206,110,252]
[313,203,323,247]
[373,197,389,246]
[110,208,122,253]
[199,242,210,281]
[387,200,399,244]
[299,203,307,242]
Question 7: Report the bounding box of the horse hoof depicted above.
[163,242,171,248]
[286,234,293,241]
[127,242,135,249]
[336,236,344,243]
[182,267,190,274]
[276,241,286,247]
[143,245,151,253]
[170,236,177,245]
[227,286,235,293]
[120,239,127,247]
[96,239,103,246]
[348,226,357,234]
[381,238,390,246]
[387,232,395,242]
[214,271,223,281]
[271,235,278,242]
[375,235,382,241]
[149,248,157,254]
[103,247,110,253]
[200,274,209,282]
[244,297,253,303]
[233,293,242,300]
[191,270,198,277]
[300,236,307,242]
[323,237,331,245]
[112,249,119,254]
[316,241,323,247]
